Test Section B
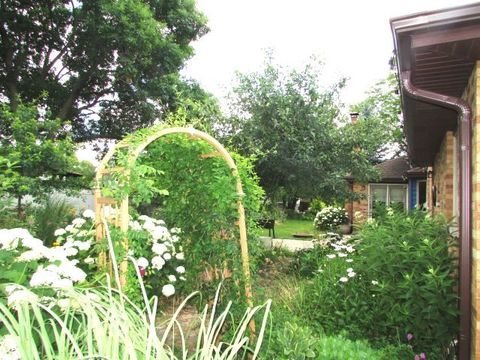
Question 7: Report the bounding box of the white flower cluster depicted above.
[0,334,20,360]
[313,206,349,230]
[131,215,185,298]
[0,211,94,298]
[318,233,359,284]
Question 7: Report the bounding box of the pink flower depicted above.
[407,333,413,342]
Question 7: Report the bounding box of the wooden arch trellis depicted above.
[94,126,253,308]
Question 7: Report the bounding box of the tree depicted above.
[0,102,84,215]
[0,0,208,141]
[350,72,404,162]
[221,57,378,201]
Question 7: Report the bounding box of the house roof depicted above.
[346,156,426,183]
[391,2,480,166]
[374,157,410,182]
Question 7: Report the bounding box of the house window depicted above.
[369,184,407,218]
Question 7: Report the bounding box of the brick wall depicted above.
[464,61,480,359]
[348,182,369,224]
[432,131,455,219]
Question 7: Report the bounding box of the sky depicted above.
[183,0,476,109]
[78,0,475,164]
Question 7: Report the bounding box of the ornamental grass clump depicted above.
[313,206,348,231]
[0,220,271,359]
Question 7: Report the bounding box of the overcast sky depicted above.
[183,0,476,109]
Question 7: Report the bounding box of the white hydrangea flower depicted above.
[54,228,67,237]
[137,257,149,268]
[30,268,62,287]
[7,288,39,310]
[326,254,336,259]
[371,280,379,285]
[152,226,169,241]
[0,228,31,250]
[130,221,142,231]
[151,256,165,270]
[56,262,87,282]
[347,271,356,278]
[21,236,43,250]
[176,266,186,274]
[82,209,95,219]
[347,268,353,273]
[170,227,181,234]
[65,225,75,233]
[175,252,184,260]
[73,240,91,251]
[152,243,167,255]
[171,235,180,243]
[138,215,152,222]
[163,252,172,261]
[346,259,353,263]
[63,247,78,257]
[17,248,46,262]
[45,247,69,262]
[168,275,176,282]
[72,218,86,228]
[0,334,21,360]
[162,284,175,297]
[143,221,156,232]
[339,277,348,283]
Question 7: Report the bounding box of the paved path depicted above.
[260,236,314,251]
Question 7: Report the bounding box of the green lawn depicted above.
[261,218,316,239]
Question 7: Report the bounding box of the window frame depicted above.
[368,183,408,218]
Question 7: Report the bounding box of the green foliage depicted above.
[221,54,379,201]
[0,0,209,140]
[130,133,264,301]
[32,197,77,247]
[314,334,413,360]
[267,321,317,359]
[302,211,458,359]
[0,102,83,211]
[350,73,404,161]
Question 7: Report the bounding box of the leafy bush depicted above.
[313,206,348,231]
[303,211,458,358]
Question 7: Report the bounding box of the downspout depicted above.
[401,70,472,359]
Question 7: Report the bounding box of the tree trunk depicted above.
[17,195,23,219]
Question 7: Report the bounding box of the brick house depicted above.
[346,157,426,224]
[390,3,480,359]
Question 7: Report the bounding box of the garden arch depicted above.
[94,126,253,308]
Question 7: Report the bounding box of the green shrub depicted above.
[303,211,458,359]
[314,333,408,360]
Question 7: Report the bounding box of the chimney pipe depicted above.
[350,112,359,124]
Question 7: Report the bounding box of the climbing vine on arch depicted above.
[96,122,265,307]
